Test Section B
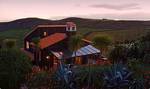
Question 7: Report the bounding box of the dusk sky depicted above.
[0,0,150,21]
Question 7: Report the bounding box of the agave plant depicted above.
[55,62,76,89]
[103,64,133,89]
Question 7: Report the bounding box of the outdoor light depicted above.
[46,56,50,59]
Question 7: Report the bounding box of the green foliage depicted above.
[103,64,133,89]
[74,65,107,89]
[27,72,49,89]
[27,71,70,89]
[86,29,150,44]
[3,39,16,48]
[69,35,83,51]
[127,59,143,80]
[92,35,112,49]
[128,43,141,59]
[31,37,40,46]
[143,54,150,63]
[129,80,144,89]
[129,32,150,63]
[0,29,31,48]
[0,48,32,89]
[92,35,112,56]
[109,45,129,64]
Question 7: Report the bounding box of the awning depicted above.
[51,45,100,59]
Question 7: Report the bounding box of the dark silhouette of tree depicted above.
[109,45,129,64]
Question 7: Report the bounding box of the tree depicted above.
[69,35,82,63]
[109,45,129,64]
[128,43,141,59]
[128,32,150,63]
[92,35,112,55]
[0,48,32,89]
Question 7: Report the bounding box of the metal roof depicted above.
[51,45,100,59]
[72,45,100,57]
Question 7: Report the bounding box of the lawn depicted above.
[84,29,150,43]
[0,29,31,47]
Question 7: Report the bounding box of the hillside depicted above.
[0,17,150,47]
[0,18,52,31]
[0,17,150,31]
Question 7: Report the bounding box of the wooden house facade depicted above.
[24,22,101,69]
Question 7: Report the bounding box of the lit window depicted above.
[26,41,29,49]
[44,32,47,36]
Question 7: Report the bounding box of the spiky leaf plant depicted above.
[103,64,133,89]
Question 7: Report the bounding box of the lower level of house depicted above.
[23,45,105,70]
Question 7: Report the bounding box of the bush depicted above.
[92,35,112,55]
[143,54,150,63]
[3,39,16,48]
[27,71,60,89]
[109,45,129,64]
[0,48,32,89]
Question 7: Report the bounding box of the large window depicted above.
[26,41,30,49]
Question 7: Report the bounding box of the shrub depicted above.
[0,48,32,89]
[3,39,16,48]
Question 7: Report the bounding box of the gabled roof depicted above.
[39,33,67,49]
[24,22,76,39]
[24,24,67,39]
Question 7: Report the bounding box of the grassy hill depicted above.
[1,17,150,31]
[0,17,150,48]
[84,29,150,43]
[0,29,31,47]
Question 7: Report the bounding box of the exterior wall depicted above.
[24,23,77,68]
[24,26,75,50]
[25,27,66,40]
[24,27,67,52]
[38,27,66,38]
[39,39,68,67]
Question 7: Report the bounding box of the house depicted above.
[24,22,101,69]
